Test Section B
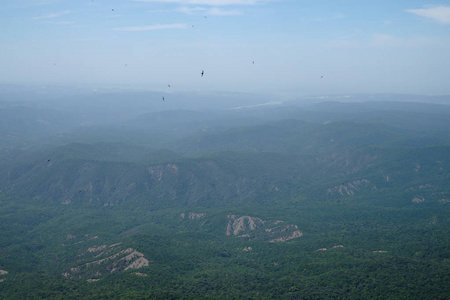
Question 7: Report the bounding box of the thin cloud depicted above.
[146,9,172,13]
[115,23,187,31]
[406,5,450,24]
[43,21,75,25]
[369,34,440,47]
[208,7,242,15]
[177,6,242,15]
[34,10,70,19]
[133,0,264,5]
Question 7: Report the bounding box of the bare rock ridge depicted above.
[225,215,303,243]
[180,212,303,243]
[316,245,344,252]
[327,179,376,196]
[0,270,8,283]
[406,183,450,203]
[62,236,149,280]
[226,215,265,236]
[147,163,179,182]
[180,212,206,220]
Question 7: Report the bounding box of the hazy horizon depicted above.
[2,0,450,96]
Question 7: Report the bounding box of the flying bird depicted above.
[47,159,51,163]
[201,70,204,77]
[162,96,165,102]
[252,61,254,64]
[321,75,324,78]
[112,8,114,11]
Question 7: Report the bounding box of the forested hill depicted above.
[0,93,449,299]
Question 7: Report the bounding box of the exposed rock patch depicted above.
[225,215,302,243]
[226,215,265,236]
[316,245,344,252]
[269,230,303,243]
[0,270,8,283]
[147,164,178,182]
[87,245,107,253]
[181,212,206,220]
[63,242,149,279]
[182,213,303,243]
[124,253,149,271]
[327,179,376,196]
[412,196,425,203]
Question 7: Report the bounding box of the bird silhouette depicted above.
[321,75,324,78]
[168,84,171,88]
[201,70,204,77]
[162,96,165,102]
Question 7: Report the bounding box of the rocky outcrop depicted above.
[181,212,206,220]
[181,213,303,243]
[226,215,265,236]
[316,245,344,252]
[63,241,149,279]
[412,196,425,203]
[269,229,303,243]
[0,269,8,282]
[327,179,376,196]
[147,164,178,182]
[226,215,302,243]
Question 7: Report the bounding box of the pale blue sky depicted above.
[1,0,450,95]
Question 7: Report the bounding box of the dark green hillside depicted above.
[3,140,449,210]
[0,104,76,137]
[175,119,415,155]
[0,98,449,299]
[1,191,449,299]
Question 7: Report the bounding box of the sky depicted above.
[1,0,450,96]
